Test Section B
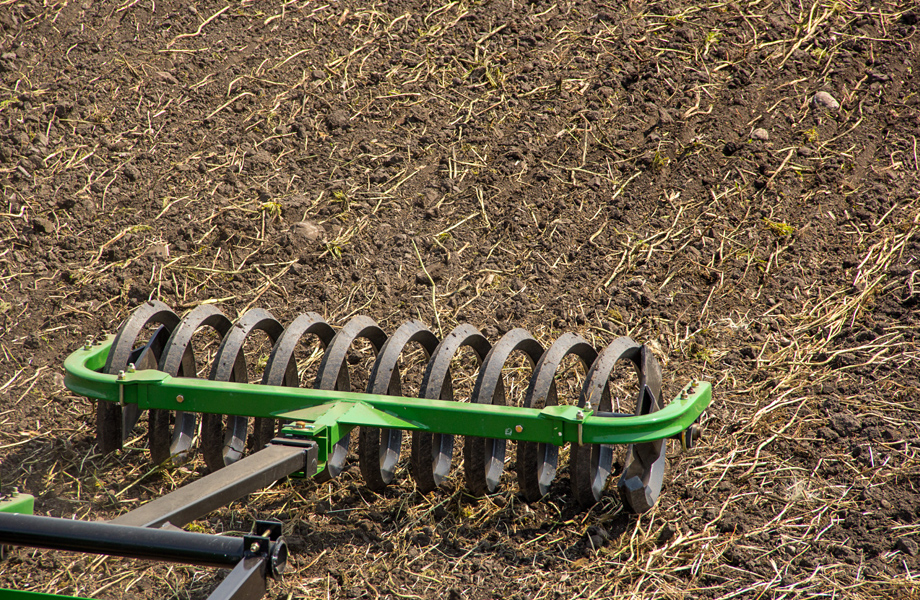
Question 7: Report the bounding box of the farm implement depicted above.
[0,300,711,598]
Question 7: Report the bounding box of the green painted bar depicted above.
[63,338,711,448]
[0,493,34,515]
[0,590,92,600]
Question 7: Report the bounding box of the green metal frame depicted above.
[0,591,92,600]
[0,493,34,516]
[64,336,711,470]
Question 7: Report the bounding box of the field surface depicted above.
[1,0,919,598]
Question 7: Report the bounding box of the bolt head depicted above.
[176,395,184,403]
[250,542,261,553]
[117,370,125,380]
[514,425,523,433]
[576,410,585,420]
[127,363,136,373]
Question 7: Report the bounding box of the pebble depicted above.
[812,91,840,110]
[751,128,770,141]
[123,164,140,182]
[896,538,918,556]
[325,110,350,130]
[830,412,861,436]
[32,217,54,234]
[292,220,323,242]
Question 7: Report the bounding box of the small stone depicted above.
[156,71,179,85]
[830,412,861,436]
[32,217,54,234]
[248,149,272,166]
[123,164,140,182]
[812,91,840,110]
[896,538,918,556]
[657,523,676,544]
[292,220,323,242]
[586,526,609,550]
[325,110,350,130]
[817,427,839,441]
[148,243,169,259]
[751,128,770,141]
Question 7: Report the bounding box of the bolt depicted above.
[295,421,307,429]
[250,542,261,553]
[680,390,688,400]
[584,401,593,411]
[127,363,136,373]
[576,410,585,420]
[83,337,93,351]
[176,395,184,404]
[514,425,523,434]
[117,370,125,381]
[12,487,18,497]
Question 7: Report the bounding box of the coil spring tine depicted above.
[261,312,335,387]
[260,312,336,446]
[312,316,388,483]
[411,324,491,493]
[517,333,598,502]
[465,329,545,496]
[149,305,234,465]
[359,321,440,491]
[572,337,640,507]
[122,325,171,437]
[617,345,666,513]
[201,309,285,471]
[103,302,675,509]
[99,301,179,454]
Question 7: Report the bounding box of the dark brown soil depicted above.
[1,0,919,598]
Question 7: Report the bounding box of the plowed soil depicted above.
[1,1,919,599]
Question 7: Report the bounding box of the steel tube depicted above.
[0,513,250,568]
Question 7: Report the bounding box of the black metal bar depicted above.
[0,512,250,568]
[207,557,268,600]
[111,441,317,528]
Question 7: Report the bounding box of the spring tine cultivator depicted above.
[0,300,711,599]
